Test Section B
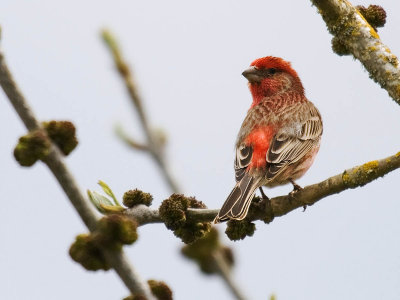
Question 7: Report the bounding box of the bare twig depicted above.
[115,125,149,152]
[0,40,154,299]
[211,251,247,300]
[101,29,180,193]
[124,151,400,225]
[311,0,400,104]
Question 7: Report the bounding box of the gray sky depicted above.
[1,1,400,299]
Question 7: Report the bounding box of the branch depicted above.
[310,0,400,104]
[258,151,400,220]
[0,36,154,300]
[101,29,180,193]
[124,151,400,225]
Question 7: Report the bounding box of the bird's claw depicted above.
[259,187,270,201]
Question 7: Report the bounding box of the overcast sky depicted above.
[1,1,400,299]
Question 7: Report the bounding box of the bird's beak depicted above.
[242,66,263,83]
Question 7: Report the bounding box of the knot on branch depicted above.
[181,228,234,275]
[124,280,173,300]
[356,5,386,31]
[69,214,138,270]
[42,120,78,155]
[123,189,153,207]
[69,234,110,271]
[14,129,51,166]
[342,160,379,188]
[159,194,211,244]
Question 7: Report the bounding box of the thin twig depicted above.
[0,42,154,299]
[124,151,400,225]
[115,125,149,152]
[311,0,400,104]
[101,29,180,193]
[212,251,247,300]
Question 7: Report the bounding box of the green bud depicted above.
[69,234,110,271]
[123,189,153,207]
[43,120,78,155]
[159,194,211,244]
[95,214,138,250]
[14,130,51,166]
[225,219,256,241]
[159,194,191,230]
[148,280,173,300]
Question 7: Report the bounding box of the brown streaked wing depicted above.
[234,144,253,182]
[265,104,322,180]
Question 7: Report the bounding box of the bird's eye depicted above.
[268,68,276,75]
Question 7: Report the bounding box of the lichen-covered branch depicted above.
[311,0,400,104]
[0,41,154,299]
[256,151,400,220]
[124,151,400,225]
[101,29,180,193]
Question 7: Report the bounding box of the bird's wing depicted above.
[234,144,253,182]
[266,103,322,179]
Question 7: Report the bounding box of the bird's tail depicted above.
[214,173,261,223]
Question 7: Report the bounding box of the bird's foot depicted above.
[288,180,307,211]
[288,180,303,206]
[289,179,303,195]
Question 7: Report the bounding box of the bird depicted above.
[214,56,323,223]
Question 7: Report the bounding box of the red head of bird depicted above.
[242,56,304,107]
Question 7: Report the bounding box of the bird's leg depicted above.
[289,179,303,192]
[259,187,269,201]
[289,179,307,211]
